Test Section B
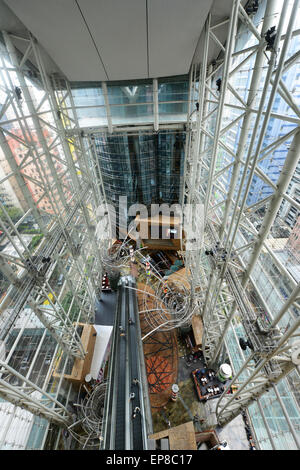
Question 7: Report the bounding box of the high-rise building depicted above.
[287,215,300,263]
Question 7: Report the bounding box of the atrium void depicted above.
[0,0,299,452]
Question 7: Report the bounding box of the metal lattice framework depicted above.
[100,236,144,275]
[0,31,108,426]
[0,0,299,450]
[67,381,107,449]
[129,254,200,334]
[0,361,71,425]
[182,0,300,433]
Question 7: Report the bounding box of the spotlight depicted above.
[239,337,254,351]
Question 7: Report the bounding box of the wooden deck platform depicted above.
[137,282,178,410]
[191,315,203,349]
[149,421,197,450]
[166,267,190,290]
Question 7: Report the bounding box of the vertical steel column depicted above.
[0,54,65,222]
[32,39,103,303]
[223,0,294,257]
[0,362,71,425]
[219,0,278,240]
[102,81,113,133]
[256,398,277,449]
[153,78,159,132]
[2,32,70,213]
[242,129,300,286]
[270,283,300,329]
[0,128,45,233]
[204,0,240,222]
[273,384,300,449]
[216,309,300,425]
[209,131,300,363]
[202,0,298,366]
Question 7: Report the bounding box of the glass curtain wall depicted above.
[93,130,185,230]
[0,34,102,449]
[69,77,189,128]
[199,0,300,449]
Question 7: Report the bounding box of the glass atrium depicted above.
[0,0,299,451]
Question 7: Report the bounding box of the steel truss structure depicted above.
[68,381,107,449]
[182,0,300,436]
[0,0,299,451]
[134,277,196,334]
[0,31,107,426]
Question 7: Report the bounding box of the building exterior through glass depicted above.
[0,0,299,450]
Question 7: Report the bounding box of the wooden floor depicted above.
[192,315,203,349]
[137,282,178,410]
[166,267,191,290]
[149,421,197,450]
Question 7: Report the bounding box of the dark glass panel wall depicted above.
[94,131,185,228]
[158,77,189,123]
[157,132,185,203]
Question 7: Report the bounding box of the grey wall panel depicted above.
[147,0,213,78]
[4,0,108,81]
[77,0,148,81]
[5,0,216,81]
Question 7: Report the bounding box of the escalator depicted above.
[102,276,149,449]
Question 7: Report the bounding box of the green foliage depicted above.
[18,226,41,234]
[0,271,10,297]
[62,291,81,322]
[0,206,23,224]
[29,233,43,252]
[61,291,72,312]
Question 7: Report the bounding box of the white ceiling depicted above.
[3,0,215,82]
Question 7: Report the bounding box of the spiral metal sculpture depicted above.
[128,258,200,333]
[68,381,107,449]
